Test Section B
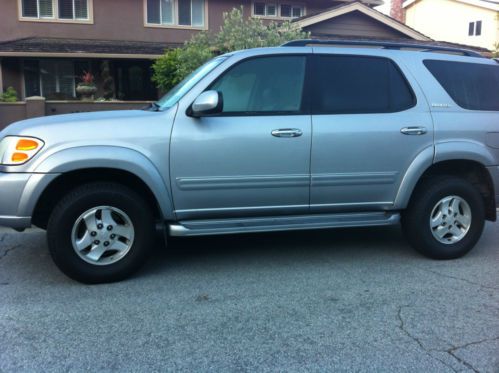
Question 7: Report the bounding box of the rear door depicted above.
[309,52,433,212]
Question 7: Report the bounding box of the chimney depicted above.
[390,0,405,22]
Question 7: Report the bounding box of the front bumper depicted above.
[488,166,499,208]
[0,172,59,229]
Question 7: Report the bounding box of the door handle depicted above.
[400,126,427,135]
[271,128,303,138]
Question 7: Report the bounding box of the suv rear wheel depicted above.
[47,182,155,283]
[402,176,485,259]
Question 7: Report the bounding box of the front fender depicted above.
[23,146,175,220]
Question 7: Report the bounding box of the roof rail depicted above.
[282,39,484,58]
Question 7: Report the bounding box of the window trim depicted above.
[18,0,94,24]
[143,0,208,30]
[251,1,305,20]
[311,54,417,115]
[203,54,312,117]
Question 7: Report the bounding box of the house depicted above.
[0,0,446,102]
[403,0,499,50]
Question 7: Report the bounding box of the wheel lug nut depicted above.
[97,224,103,229]
[94,240,100,245]
[104,241,110,247]
[110,234,116,239]
[107,225,113,231]
[90,231,97,237]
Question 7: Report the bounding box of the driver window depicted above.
[210,55,306,114]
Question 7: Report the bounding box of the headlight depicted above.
[0,136,44,165]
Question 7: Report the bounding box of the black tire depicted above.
[402,176,485,260]
[47,182,155,284]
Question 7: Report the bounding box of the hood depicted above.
[0,107,177,173]
[1,109,159,138]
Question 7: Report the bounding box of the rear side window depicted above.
[424,60,499,111]
[312,55,415,114]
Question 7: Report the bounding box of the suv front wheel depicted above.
[402,176,485,259]
[47,182,155,283]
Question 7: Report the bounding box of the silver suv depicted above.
[1,40,498,283]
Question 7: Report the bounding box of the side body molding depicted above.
[25,146,175,220]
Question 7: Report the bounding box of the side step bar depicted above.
[169,212,400,237]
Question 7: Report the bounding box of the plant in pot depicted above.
[76,71,97,101]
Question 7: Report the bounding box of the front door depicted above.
[170,55,312,220]
[309,53,433,212]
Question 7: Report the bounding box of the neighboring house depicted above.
[404,0,499,50]
[0,0,443,101]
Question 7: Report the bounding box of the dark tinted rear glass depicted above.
[312,55,415,114]
[424,60,499,111]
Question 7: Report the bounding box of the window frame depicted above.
[144,0,208,30]
[251,1,305,19]
[204,54,312,117]
[310,54,417,115]
[18,0,93,24]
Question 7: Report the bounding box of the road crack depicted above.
[397,305,458,372]
[423,269,499,292]
[445,337,499,373]
[0,245,20,261]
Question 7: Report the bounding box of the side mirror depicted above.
[188,90,223,117]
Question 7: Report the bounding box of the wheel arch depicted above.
[397,158,496,221]
[24,146,175,229]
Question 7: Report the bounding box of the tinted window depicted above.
[211,56,306,114]
[313,55,415,114]
[424,60,499,111]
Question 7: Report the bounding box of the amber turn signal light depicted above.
[11,152,29,163]
[16,139,39,151]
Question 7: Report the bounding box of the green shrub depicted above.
[152,7,309,91]
[0,86,18,102]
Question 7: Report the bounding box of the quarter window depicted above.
[312,55,415,114]
[424,60,499,111]
[146,0,205,27]
[210,56,307,114]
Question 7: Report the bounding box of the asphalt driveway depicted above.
[0,223,498,372]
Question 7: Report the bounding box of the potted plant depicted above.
[76,71,97,101]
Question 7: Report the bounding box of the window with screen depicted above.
[21,0,89,20]
[22,0,54,18]
[147,0,204,27]
[210,56,307,115]
[424,60,499,111]
[312,55,415,114]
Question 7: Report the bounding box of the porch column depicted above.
[25,96,46,119]
[0,58,3,94]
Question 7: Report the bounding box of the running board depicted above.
[169,212,400,237]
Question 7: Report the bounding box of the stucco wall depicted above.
[405,0,498,49]
[0,0,329,44]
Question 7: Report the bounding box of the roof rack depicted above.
[282,39,484,58]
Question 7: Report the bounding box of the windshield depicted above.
[155,56,228,109]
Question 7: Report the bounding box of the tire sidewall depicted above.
[48,185,154,283]
[405,177,485,259]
